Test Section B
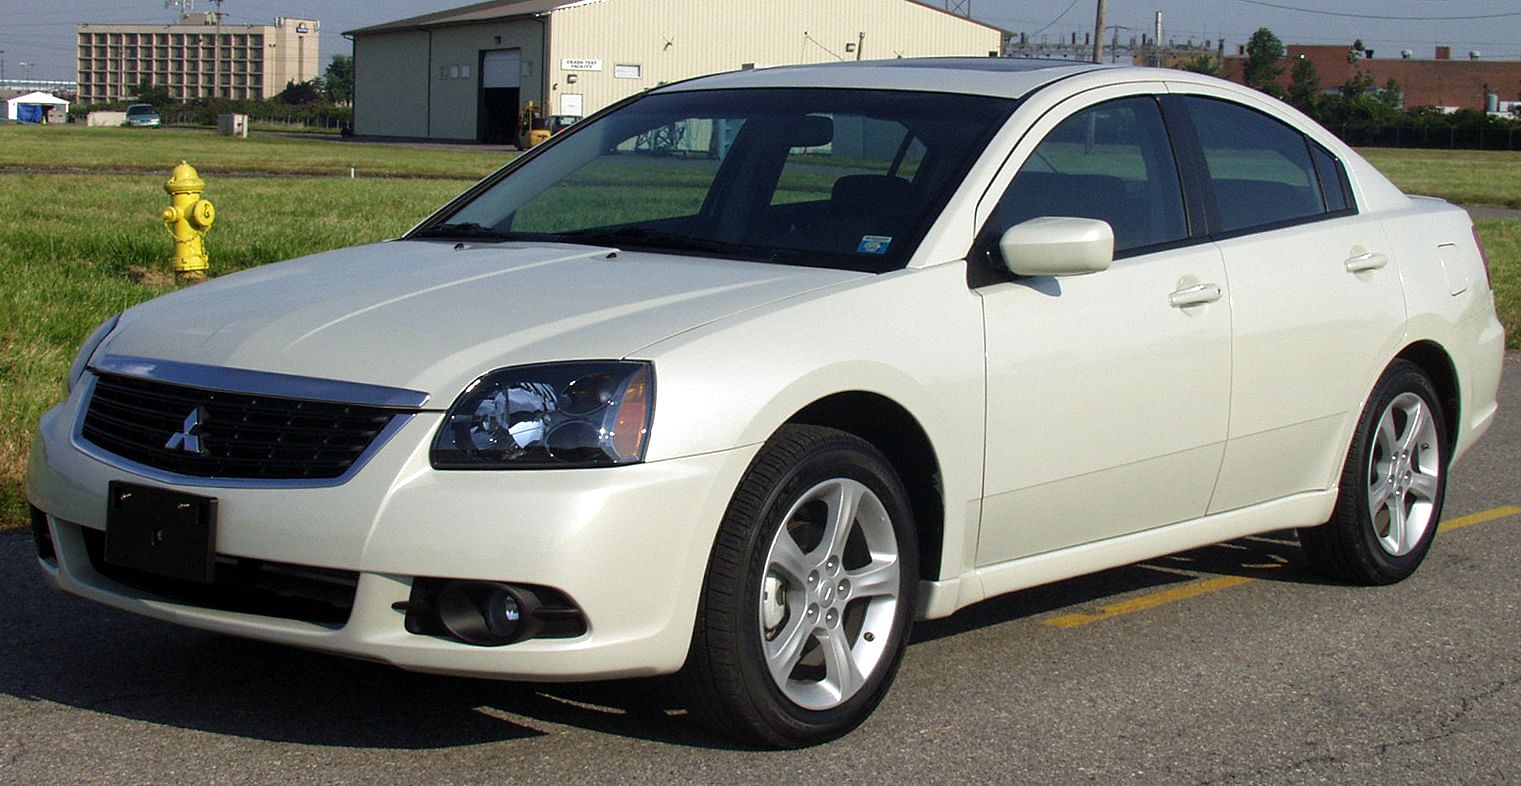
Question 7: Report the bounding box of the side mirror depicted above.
[997,216,1114,277]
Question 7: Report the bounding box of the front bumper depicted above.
[27,381,758,681]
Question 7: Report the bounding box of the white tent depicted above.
[5,91,69,122]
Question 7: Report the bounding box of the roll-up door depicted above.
[482,49,521,88]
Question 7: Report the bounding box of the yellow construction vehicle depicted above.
[518,101,582,149]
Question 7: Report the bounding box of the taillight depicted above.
[1472,226,1492,288]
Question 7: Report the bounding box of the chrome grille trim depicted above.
[92,355,431,410]
[71,373,418,489]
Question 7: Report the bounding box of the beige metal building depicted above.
[348,0,1003,142]
[76,13,320,104]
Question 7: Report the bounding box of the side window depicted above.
[987,96,1187,255]
[1308,143,1353,214]
[1184,97,1331,233]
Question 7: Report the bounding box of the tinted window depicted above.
[1308,143,1352,213]
[771,119,926,206]
[988,96,1187,254]
[1184,97,1326,233]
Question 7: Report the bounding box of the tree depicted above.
[1321,70,1402,130]
[1348,38,1366,63]
[1243,27,1285,93]
[280,79,323,105]
[324,55,354,105]
[1339,70,1375,100]
[1378,77,1403,112]
[132,79,173,107]
[1287,55,1321,116]
[1177,54,1225,77]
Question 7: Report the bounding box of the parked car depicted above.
[28,60,1503,748]
[123,103,161,128]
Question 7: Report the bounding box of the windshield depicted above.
[415,88,1016,272]
[127,104,156,116]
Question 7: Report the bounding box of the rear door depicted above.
[1166,91,1407,513]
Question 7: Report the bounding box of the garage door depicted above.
[482,49,521,89]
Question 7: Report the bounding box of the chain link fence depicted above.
[1335,123,1521,151]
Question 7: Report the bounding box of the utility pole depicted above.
[1092,0,1107,64]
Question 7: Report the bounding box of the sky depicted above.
[2,0,1518,83]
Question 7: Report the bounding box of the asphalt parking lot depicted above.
[2,355,1517,785]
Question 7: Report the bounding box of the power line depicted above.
[1230,0,1521,21]
[1030,0,1084,37]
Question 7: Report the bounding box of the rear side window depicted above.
[988,96,1187,254]
[1183,97,1329,234]
[1308,143,1352,214]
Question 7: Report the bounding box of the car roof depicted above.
[657,58,1110,100]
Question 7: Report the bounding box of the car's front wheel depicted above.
[680,425,917,748]
[1299,360,1449,584]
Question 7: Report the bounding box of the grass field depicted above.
[1,129,1519,531]
[0,124,513,179]
[1358,148,1521,209]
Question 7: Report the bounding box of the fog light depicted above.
[434,581,543,646]
[484,588,522,637]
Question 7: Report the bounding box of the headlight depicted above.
[67,313,121,392]
[431,361,654,469]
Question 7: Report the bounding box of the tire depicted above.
[679,425,918,748]
[1298,361,1449,585]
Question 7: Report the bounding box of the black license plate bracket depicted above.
[105,481,217,583]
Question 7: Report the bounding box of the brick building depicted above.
[1224,45,1521,112]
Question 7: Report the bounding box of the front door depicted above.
[975,91,1232,565]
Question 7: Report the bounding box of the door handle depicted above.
[1169,283,1222,308]
[1345,251,1388,272]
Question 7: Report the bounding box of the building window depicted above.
[614,63,642,79]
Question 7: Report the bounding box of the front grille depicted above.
[82,373,397,480]
[82,527,358,626]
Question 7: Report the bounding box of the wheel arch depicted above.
[785,391,945,582]
[1393,340,1460,453]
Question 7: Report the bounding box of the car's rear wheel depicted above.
[680,425,917,748]
[1299,361,1448,584]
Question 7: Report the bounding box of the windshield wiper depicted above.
[551,227,771,259]
[412,222,521,241]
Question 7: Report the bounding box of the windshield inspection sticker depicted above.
[857,235,893,255]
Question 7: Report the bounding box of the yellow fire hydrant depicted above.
[162,160,216,283]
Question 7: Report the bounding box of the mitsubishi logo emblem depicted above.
[164,407,208,455]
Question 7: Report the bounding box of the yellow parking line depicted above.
[1042,575,1255,628]
[1438,505,1521,532]
[1042,505,1520,629]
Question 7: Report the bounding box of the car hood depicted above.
[100,240,865,405]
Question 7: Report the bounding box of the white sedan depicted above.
[27,59,1504,747]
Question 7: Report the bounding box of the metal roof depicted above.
[345,0,585,36]
[346,0,1005,37]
